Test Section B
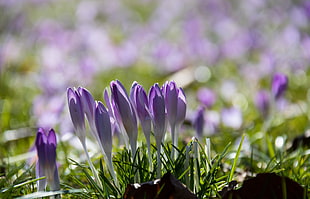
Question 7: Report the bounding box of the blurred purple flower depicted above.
[271,73,288,100]
[67,87,85,140]
[221,107,243,129]
[193,106,205,139]
[33,95,64,129]
[35,128,60,191]
[254,90,270,118]
[110,80,138,155]
[302,0,310,18]
[197,88,216,108]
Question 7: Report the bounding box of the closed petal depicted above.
[176,88,187,126]
[165,81,178,127]
[67,87,85,134]
[95,101,112,156]
[78,87,96,126]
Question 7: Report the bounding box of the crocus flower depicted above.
[95,101,117,183]
[78,87,107,156]
[149,83,167,145]
[130,83,151,148]
[35,128,60,191]
[149,83,167,177]
[78,87,96,133]
[110,80,138,156]
[254,90,270,118]
[130,82,152,166]
[163,81,178,130]
[67,87,85,140]
[104,88,121,137]
[95,101,112,162]
[67,87,101,187]
[163,81,187,159]
[175,87,187,131]
[271,73,288,100]
[197,88,216,108]
[221,107,243,129]
[193,106,205,139]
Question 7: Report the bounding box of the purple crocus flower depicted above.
[110,80,138,155]
[149,83,167,177]
[67,87,101,186]
[193,106,205,139]
[149,83,167,145]
[163,81,186,158]
[221,107,243,129]
[197,88,216,108]
[271,73,288,100]
[130,82,152,150]
[175,87,187,129]
[78,87,96,132]
[163,81,178,129]
[255,90,270,118]
[35,128,60,191]
[104,88,121,137]
[95,101,112,161]
[130,82,153,167]
[67,87,85,140]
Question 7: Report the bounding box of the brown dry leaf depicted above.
[123,172,198,199]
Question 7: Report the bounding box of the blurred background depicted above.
[1,0,310,159]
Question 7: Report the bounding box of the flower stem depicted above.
[81,139,102,188]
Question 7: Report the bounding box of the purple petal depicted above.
[255,90,270,117]
[110,80,137,152]
[176,87,187,126]
[149,84,167,140]
[67,87,85,133]
[104,88,121,135]
[197,88,216,108]
[111,80,137,129]
[35,128,59,191]
[78,87,96,126]
[271,73,288,100]
[47,129,57,147]
[135,85,151,121]
[193,106,205,138]
[164,81,178,127]
[129,81,139,108]
[95,101,112,154]
[221,107,243,129]
[35,128,47,171]
[46,129,57,166]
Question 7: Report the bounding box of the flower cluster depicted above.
[67,80,186,178]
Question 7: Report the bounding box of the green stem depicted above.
[156,142,162,178]
[81,139,102,188]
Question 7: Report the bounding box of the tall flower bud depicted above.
[110,80,138,155]
[35,128,60,191]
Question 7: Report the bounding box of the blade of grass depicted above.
[228,133,245,182]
